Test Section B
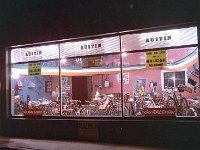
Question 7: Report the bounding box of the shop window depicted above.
[11,60,60,116]
[122,47,200,117]
[9,26,200,118]
[60,54,122,117]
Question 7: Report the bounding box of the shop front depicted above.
[5,24,200,147]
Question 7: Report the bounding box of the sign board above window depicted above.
[121,27,197,52]
[11,44,59,63]
[60,36,120,57]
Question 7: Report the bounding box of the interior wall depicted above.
[11,75,52,102]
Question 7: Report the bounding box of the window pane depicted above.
[122,47,200,117]
[164,79,174,88]
[11,60,60,116]
[61,54,122,117]
[175,71,185,79]
[164,72,174,79]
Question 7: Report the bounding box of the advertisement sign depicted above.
[78,121,98,140]
[143,108,176,116]
[146,50,167,68]
[23,108,43,116]
[28,62,41,76]
[83,56,102,68]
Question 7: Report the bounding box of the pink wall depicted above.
[92,69,162,96]
[92,67,199,99]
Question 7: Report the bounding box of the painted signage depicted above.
[78,121,98,140]
[143,108,176,116]
[146,50,167,68]
[28,62,41,76]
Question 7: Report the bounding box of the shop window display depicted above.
[11,60,60,116]
[122,47,200,117]
[9,25,200,118]
[60,54,122,117]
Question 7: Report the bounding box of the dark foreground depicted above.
[0,136,170,150]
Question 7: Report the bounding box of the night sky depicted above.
[0,0,200,47]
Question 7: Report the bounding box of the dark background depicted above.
[0,0,200,47]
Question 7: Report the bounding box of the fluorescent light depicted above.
[122,52,127,57]
[61,58,67,64]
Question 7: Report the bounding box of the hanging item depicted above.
[17,80,23,90]
[28,81,35,88]
[14,84,20,103]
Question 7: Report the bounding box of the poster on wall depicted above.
[117,72,129,84]
[146,50,167,68]
[28,62,41,76]
[62,76,71,91]
[134,79,146,95]
[45,81,52,93]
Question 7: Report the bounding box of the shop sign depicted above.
[146,50,167,68]
[22,108,43,116]
[143,108,176,116]
[122,26,197,51]
[60,36,120,57]
[83,56,102,67]
[78,121,98,140]
[11,44,59,63]
[28,62,41,76]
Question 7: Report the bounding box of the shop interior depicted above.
[11,45,200,117]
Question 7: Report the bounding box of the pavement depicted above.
[0,136,170,150]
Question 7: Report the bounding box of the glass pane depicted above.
[164,72,174,79]
[175,71,185,79]
[11,60,60,116]
[61,54,122,117]
[122,47,200,117]
[175,80,185,87]
[164,79,174,89]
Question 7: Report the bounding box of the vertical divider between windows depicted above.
[58,43,62,117]
[119,35,124,117]
[197,25,200,91]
